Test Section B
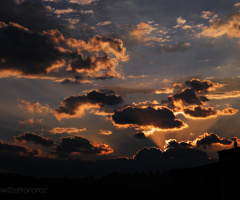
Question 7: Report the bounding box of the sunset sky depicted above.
[0,0,240,175]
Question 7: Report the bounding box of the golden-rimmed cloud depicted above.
[55,90,123,120]
[192,133,232,147]
[199,11,240,38]
[165,88,209,108]
[0,21,129,81]
[0,140,41,156]
[164,133,234,149]
[129,22,156,42]
[181,106,238,119]
[66,35,129,62]
[18,99,53,114]
[185,78,224,92]
[111,106,187,132]
[50,127,87,134]
[56,135,113,157]
[99,86,173,96]
[14,132,54,147]
[98,130,112,135]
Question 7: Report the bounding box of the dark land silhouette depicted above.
[0,147,240,199]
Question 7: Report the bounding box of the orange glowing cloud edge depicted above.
[92,142,114,155]
[18,99,54,114]
[50,127,87,134]
[163,133,237,150]
[206,90,240,99]
[18,118,34,125]
[98,130,113,135]
[110,119,188,137]
[174,106,239,120]
[54,103,101,121]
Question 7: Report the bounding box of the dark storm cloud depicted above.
[0,140,40,156]
[56,135,113,157]
[0,22,68,78]
[99,86,172,95]
[185,79,222,92]
[182,106,238,119]
[0,140,28,154]
[14,132,54,147]
[69,54,118,78]
[194,133,232,147]
[166,88,209,107]
[164,146,208,159]
[183,106,218,119]
[111,106,186,130]
[61,79,80,85]
[0,0,64,33]
[165,133,235,150]
[55,90,123,120]
[87,90,123,105]
[134,147,208,161]
[165,139,192,149]
[134,132,147,139]
[133,147,164,160]
[0,21,128,80]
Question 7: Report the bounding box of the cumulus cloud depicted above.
[129,22,156,42]
[14,133,54,147]
[193,133,232,147]
[134,132,147,139]
[133,147,164,160]
[55,135,113,157]
[183,106,218,119]
[163,133,235,157]
[134,146,208,161]
[0,21,129,81]
[165,88,209,108]
[18,99,53,114]
[111,106,187,131]
[181,106,238,119]
[219,108,239,115]
[205,77,240,100]
[162,79,238,120]
[160,42,191,53]
[185,79,223,92]
[99,86,173,95]
[164,139,192,149]
[66,35,129,79]
[18,118,34,125]
[0,140,41,156]
[199,11,240,38]
[0,22,68,79]
[69,0,98,5]
[0,0,64,32]
[50,127,87,134]
[97,21,112,26]
[67,35,129,62]
[0,140,28,154]
[68,54,122,79]
[173,17,187,28]
[60,77,81,85]
[98,130,112,135]
[234,3,240,7]
[206,90,240,100]
[55,90,123,120]
[164,146,208,159]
